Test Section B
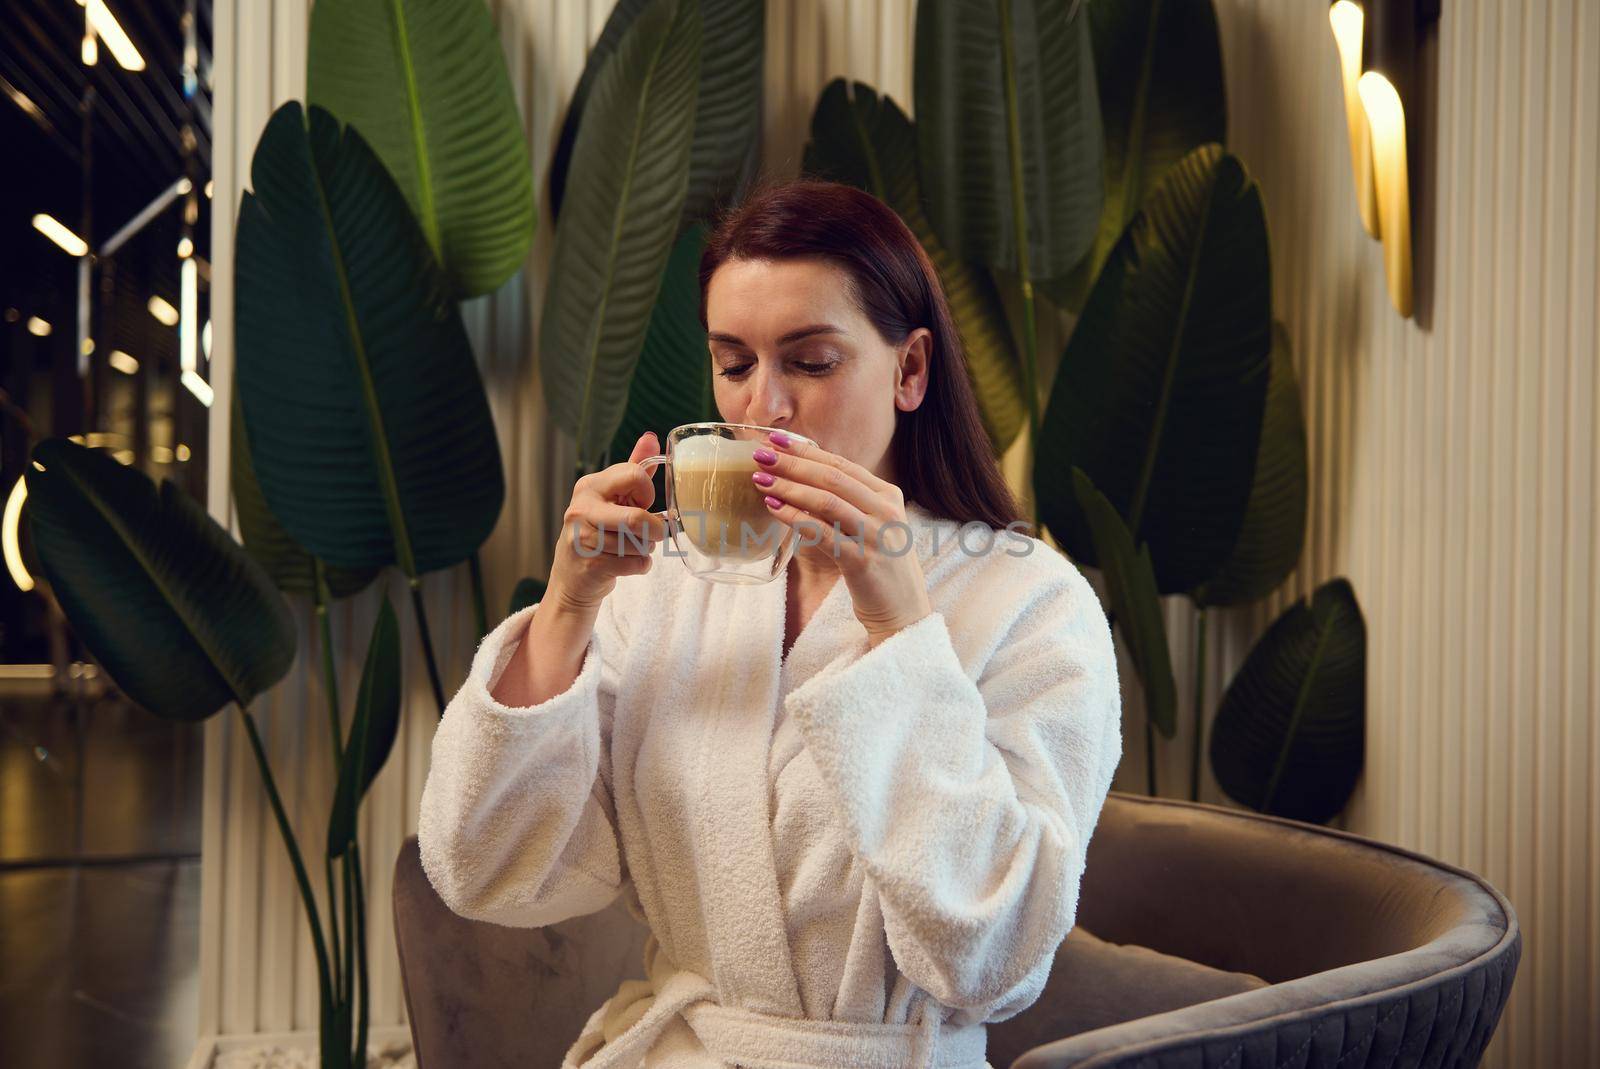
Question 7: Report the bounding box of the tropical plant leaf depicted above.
[235,102,505,578]
[914,0,1103,281]
[1209,578,1366,823]
[306,0,535,297]
[1043,0,1227,311]
[230,387,378,599]
[1192,322,1307,607]
[539,0,701,469]
[1072,467,1176,737]
[508,576,547,616]
[1035,143,1271,595]
[605,223,717,466]
[550,0,762,232]
[24,438,296,721]
[802,78,1026,456]
[328,593,401,859]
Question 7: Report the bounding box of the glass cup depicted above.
[635,422,817,584]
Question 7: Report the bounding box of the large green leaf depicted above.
[306,0,535,298]
[539,0,701,469]
[24,439,296,720]
[1035,143,1271,595]
[1044,0,1227,311]
[604,223,717,467]
[1192,322,1308,607]
[802,79,1027,457]
[550,0,763,232]
[1073,467,1176,737]
[235,103,505,578]
[1209,578,1366,823]
[229,387,378,599]
[328,593,401,859]
[914,0,1103,282]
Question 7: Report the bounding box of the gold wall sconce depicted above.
[1328,0,1440,318]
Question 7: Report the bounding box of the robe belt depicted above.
[683,999,989,1069]
[566,965,988,1069]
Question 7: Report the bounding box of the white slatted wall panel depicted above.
[202,2,1597,1066]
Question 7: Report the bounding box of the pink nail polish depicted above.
[753,448,777,464]
[764,495,783,509]
[768,430,791,447]
[752,471,775,486]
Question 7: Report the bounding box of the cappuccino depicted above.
[672,437,788,560]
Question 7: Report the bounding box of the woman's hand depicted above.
[751,430,933,646]
[547,431,671,613]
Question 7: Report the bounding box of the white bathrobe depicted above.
[418,501,1123,1069]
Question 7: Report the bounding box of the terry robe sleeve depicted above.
[782,556,1122,1021]
[416,590,631,929]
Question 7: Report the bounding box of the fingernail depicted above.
[768,430,791,447]
[753,448,777,464]
[764,495,783,509]
[752,471,775,486]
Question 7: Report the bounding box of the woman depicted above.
[418,180,1123,1069]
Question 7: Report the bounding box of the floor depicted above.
[0,681,204,1069]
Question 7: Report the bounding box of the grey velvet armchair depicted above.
[392,792,1519,1068]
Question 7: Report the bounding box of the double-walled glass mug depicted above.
[635,422,817,584]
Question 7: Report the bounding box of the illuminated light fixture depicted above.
[177,236,194,258]
[113,449,135,465]
[4,476,32,593]
[177,177,193,195]
[176,443,192,462]
[182,370,214,407]
[85,0,146,72]
[152,445,174,463]
[1327,2,1378,237]
[202,319,212,360]
[1331,0,1437,319]
[109,350,140,374]
[180,257,198,371]
[27,316,52,337]
[204,179,214,199]
[82,28,98,65]
[32,214,89,257]
[1359,0,1434,318]
[1359,72,1410,316]
[80,337,94,356]
[148,295,179,326]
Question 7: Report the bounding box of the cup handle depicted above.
[635,454,672,527]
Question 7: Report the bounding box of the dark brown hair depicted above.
[698,178,1022,532]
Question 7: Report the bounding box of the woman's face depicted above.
[704,256,931,482]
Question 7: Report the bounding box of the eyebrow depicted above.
[706,324,846,347]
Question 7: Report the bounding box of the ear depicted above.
[894,328,933,412]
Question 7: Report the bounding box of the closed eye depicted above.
[716,360,836,379]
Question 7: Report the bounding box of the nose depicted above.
[746,363,793,427]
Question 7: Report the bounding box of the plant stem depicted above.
[468,551,488,645]
[409,576,447,717]
[324,856,344,1007]
[1145,720,1157,796]
[1020,282,1041,533]
[351,840,370,1069]
[237,705,335,1029]
[1190,606,1209,802]
[313,560,346,1006]
[343,850,356,1046]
